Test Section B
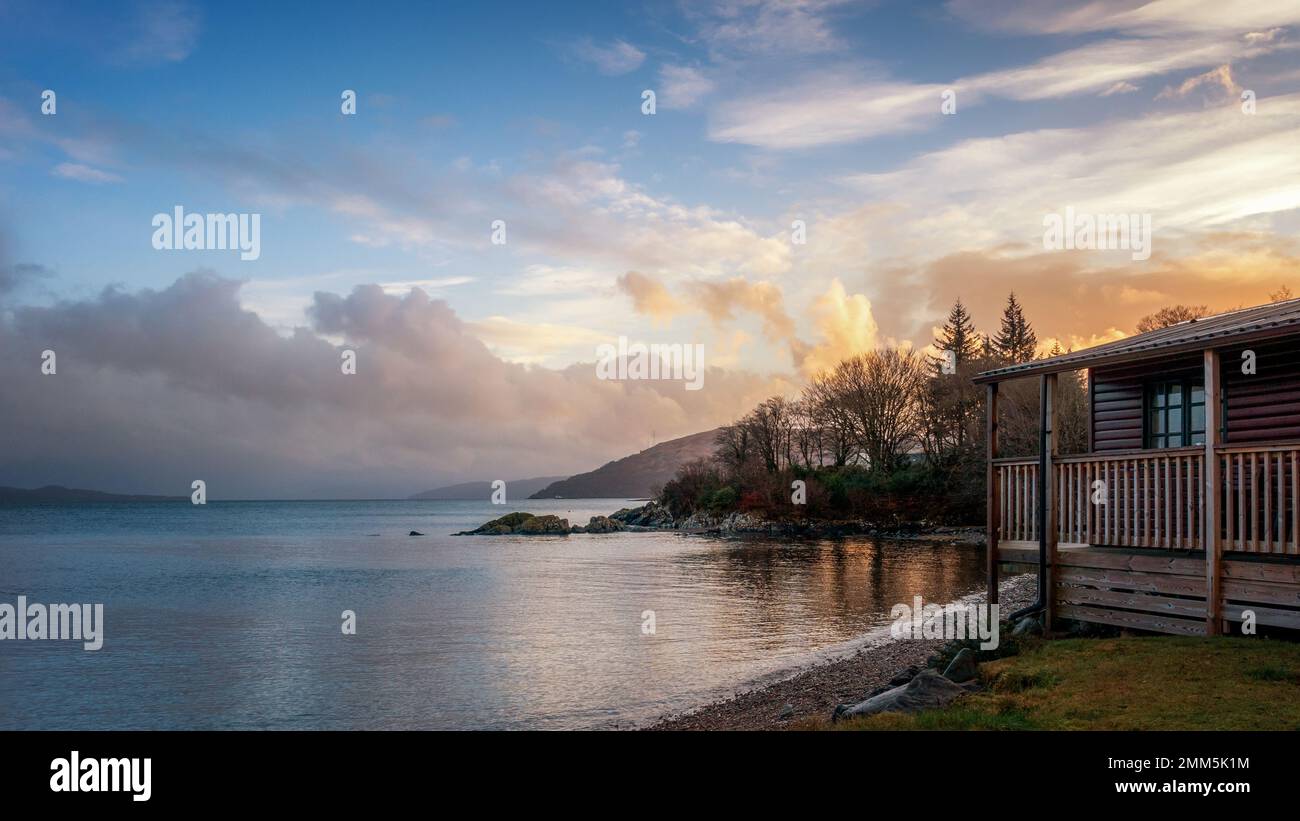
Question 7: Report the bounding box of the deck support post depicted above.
[1204,349,1223,635]
[986,382,1000,606]
[1040,374,1058,632]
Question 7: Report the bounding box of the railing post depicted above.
[986,382,1000,606]
[1041,374,1058,632]
[1204,349,1223,635]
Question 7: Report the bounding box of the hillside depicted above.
[409,476,567,501]
[0,485,187,502]
[528,429,721,499]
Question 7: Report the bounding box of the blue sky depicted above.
[2,1,1299,495]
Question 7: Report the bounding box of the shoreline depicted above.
[642,573,1035,731]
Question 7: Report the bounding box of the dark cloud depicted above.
[0,272,789,498]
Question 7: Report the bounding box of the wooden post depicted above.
[986,382,1000,606]
[1041,374,1059,632]
[1085,368,1094,453]
[1204,349,1223,635]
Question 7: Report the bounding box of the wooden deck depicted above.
[999,543,1300,635]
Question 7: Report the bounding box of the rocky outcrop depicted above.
[832,669,972,722]
[574,515,626,534]
[679,510,773,533]
[455,512,569,536]
[610,501,675,529]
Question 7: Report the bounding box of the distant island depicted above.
[528,428,721,499]
[408,476,567,501]
[0,485,188,502]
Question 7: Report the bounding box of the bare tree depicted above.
[1136,305,1209,333]
[831,349,927,473]
[803,373,856,466]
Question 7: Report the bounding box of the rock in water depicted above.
[517,514,569,535]
[942,648,978,683]
[609,501,674,529]
[581,515,626,534]
[409,531,424,536]
[832,670,968,721]
[455,511,567,536]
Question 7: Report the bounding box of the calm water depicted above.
[0,500,986,729]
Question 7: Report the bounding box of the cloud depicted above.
[378,277,475,295]
[1156,64,1241,101]
[617,271,683,321]
[689,277,796,342]
[1100,80,1140,96]
[568,38,646,75]
[945,0,1300,37]
[0,272,789,497]
[658,65,716,109]
[113,0,201,65]
[689,0,849,55]
[52,162,123,184]
[710,24,1292,148]
[799,278,881,376]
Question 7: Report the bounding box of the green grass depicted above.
[831,636,1300,731]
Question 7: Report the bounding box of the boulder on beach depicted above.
[942,648,978,683]
[832,670,969,722]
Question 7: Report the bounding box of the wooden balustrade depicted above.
[993,446,1300,555]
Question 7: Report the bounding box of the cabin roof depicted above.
[974,297,1300,384]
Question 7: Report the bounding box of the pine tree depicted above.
[932,298,980,371]
[994,292,1038,364]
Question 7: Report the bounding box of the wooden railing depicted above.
[995,447,1233,552]
[1218,445,1300,555]
[993,457,1038,543]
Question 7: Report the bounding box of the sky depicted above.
[1,0,1299,497]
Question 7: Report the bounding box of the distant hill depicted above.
[408,476,567,501]
[528,429,721,499]
[0,485,187,502]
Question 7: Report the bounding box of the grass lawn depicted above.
[833,636,1300,731]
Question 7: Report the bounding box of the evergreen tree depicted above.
[994,292,1038,363]
[932,298,980,371]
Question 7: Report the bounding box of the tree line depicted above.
[660,289,1293,526]
[659,293,1082,526]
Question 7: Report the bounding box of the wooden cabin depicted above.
[976,299,1300,636]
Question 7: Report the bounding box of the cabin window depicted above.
[1145,379,1205,448]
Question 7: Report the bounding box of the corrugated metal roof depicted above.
[974,297,1300,383]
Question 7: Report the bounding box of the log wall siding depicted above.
[1091,354,1200,452]
[1222,339,1300,443]
[1090,339,1300,450]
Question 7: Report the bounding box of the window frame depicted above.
[1144,377,1206,449]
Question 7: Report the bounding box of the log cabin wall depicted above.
[1222,338,1300,443]
[1090,340,1300,448]
[1091,354,1200,451]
